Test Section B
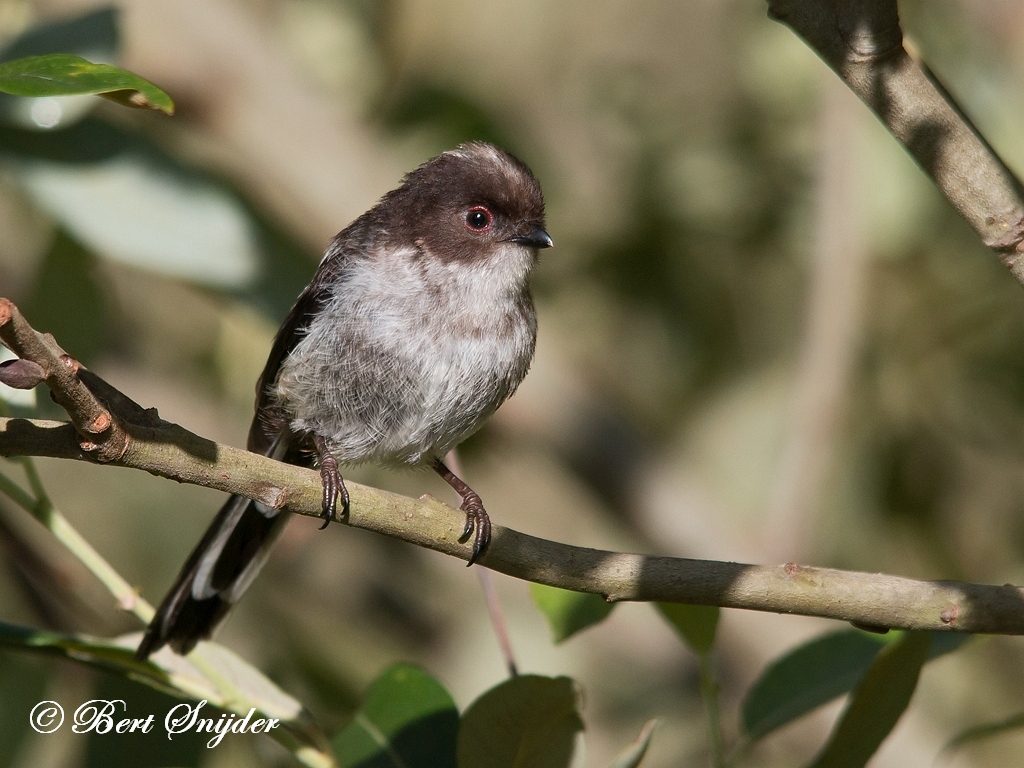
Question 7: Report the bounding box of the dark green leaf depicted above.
[0,8,118,63]
[742,630,887,743]
[530,583,614,643]
[656,603,719,655]
[0,653,48,768]
[0,118,131,163]
[606,719,658,768]
[84,672,203,768]
[0,623,332,763]
[805,631,929,768]
[0,54,173,114]
[332,664,458,768]
[458,675,583,768]
[741,629,968,743]
[941,711,1024,757]
[24,230,107,365]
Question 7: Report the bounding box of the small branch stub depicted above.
[0,299,127,460]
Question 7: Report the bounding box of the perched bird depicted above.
[136,142,551,659]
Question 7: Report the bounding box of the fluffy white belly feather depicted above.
[273,245,536,465]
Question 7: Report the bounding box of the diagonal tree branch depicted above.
[3,299,1024,636]
[767,0,1024,283]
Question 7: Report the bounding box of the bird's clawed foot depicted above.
[314,435,349,530]
[458,491,491,566]
[434,459,492,566]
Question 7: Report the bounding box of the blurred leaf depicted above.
[0,54,173,114]
[84,672,203,768]
[0,652,48,768]
[656,603,719,656]
[12,153,259,289]
[941,711,1024,757]
[380,81,511,151]
[0,347,38,410]
[927,631,972,657]
[332,664,457,768]
[0,8,118,62]
[530,584,614,643]
[0,623,333,762]
[805,631,929,768]
[457,675,583,768]
[606,719,658,768]
[24,230,106,365]
[244,211,321,320]
[741,629,969,744]
[0,118,130,163]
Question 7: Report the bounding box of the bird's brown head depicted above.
[380,141,552,264]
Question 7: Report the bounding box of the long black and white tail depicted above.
[135,491,290,659]
[138,266,328,660]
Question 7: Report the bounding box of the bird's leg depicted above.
[313,433,349,529]
[433,459,491,566]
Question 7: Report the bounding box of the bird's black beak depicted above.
[509,226,553,249]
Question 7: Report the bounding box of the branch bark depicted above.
[3,299,1024,636]
[767,0,1024,284]
[4,415,1024,634]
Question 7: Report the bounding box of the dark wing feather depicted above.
[247,247,350,454]
[138,246,353,660]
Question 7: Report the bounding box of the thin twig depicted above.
[446,449,519,677]
[766,73,869,560]
[0,461,154,624]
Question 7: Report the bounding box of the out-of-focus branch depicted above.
[3,300,1024,637]
[767,75,870,560]
[767,0,1024,284]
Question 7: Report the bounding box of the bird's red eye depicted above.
[465,206,493,231]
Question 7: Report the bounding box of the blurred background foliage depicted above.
[2,0,1024,766]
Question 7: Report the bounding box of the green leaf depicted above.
[13,150,260,289]
[656,603,719,655]
[24,230,107,365]
[805,631,930,768]
[0,8,118,63]
[606,719,658,768]
[0,54,173,114]
[84,672,204,768]
[0,653,48,768]
[530,583,614,643]
[941,711,1024,757]
[741,629,969,744]
[458,675,583,768]
[0,622,333,764]
[742,630,887,742]
[332,664,458,768]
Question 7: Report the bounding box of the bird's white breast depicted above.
[274,244,537,466]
